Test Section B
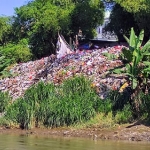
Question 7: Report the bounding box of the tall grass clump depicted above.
[5,76,102,129]
[5,82,56,129]
[57,75,100,126]
[0,91,11,113]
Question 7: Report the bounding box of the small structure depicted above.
[56,34,72,58]
[94,11,118,42]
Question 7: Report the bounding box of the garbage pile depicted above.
[0,46,126,100]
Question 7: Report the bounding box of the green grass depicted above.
[5,75,102,129]
[2,75,150,130]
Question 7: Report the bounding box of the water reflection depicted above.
[0,134,150,150]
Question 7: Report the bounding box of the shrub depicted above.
[0,39,32,63]
[0,53,13,78]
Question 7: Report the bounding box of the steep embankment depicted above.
[0,46,125,100]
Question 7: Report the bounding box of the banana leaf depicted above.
[122,48,133,62]
[142,68,150,72]
[112,68,124,74]
[132,78,138,89]
[142,61,150,65]
[137,29,144,48]
[123,34,129,44]
[141,40,150,54]
[129,27,136,50]
[133,48,141,66]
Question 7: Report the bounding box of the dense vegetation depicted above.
[1,0,150,129]
[0,76,132,129]
[0,74,150,129]
[1,0,150,74]
[0,0,104,58]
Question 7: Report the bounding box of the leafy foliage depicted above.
[71,0,104,38]
[114,104,133,124]
[140,92,150,117]
[113,28,150,90]
[0,51,13,77]
[12,0,104,58]
[0,39,32,63]
[115,0,148,13]
[0,16,12,46]
[134,11,150,40]
[0,54,11,73]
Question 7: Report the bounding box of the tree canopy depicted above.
[115,0,149,13]
[105,4,138,41]
[105,0,150,41]
[11,0,104,58]
[0,16,12,46]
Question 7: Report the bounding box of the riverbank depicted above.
[0,122,150,142]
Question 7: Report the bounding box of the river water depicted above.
[0,134,150,150]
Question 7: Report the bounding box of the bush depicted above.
[0,39,32,63]
[0,117,10,127]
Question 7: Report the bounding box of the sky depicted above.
[0,0,29,16]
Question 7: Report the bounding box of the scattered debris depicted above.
[0,46,126,100]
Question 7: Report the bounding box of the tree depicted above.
[115,0,149,13]
[70,0,104,38]
[12,0,104,58]
[105,4,139,42]
[12,0,74,58]
[134,11,150,40]
[0,16,12,46]
[106,0,150,41]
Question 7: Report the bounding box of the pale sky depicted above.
[0,0,29,16]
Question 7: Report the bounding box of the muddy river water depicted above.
[0,134,150,150]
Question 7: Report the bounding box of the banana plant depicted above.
[113,27,150,91]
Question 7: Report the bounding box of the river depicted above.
[0,134,150,150]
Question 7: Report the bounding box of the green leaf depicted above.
[112,68,123,74]
[132,78,138,89]
[141,40,150,54]
[122,48,133,62]
[129,27,136,48]
[142,61,150,65]
[143,53,150,56]
[123,34,129,44]
[143,68,150,72]
[137,29,144,48]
